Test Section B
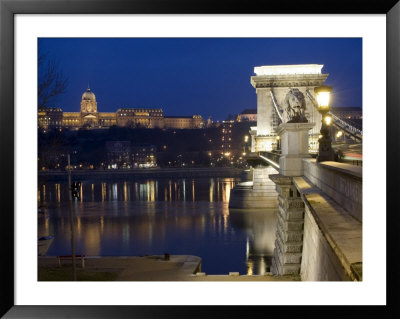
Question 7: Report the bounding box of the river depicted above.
[38,173,278,275]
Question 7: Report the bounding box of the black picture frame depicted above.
[1,0,399,317]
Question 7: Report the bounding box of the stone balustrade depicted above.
[293,172,362,281]
[302,159,362,222]
[269,157,362,281]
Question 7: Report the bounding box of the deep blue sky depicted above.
[38,38,362,121]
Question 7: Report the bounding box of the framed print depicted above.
[1,0,399,317]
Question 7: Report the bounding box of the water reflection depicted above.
[192,180,195,202]
[230,209,277,274]
[38,177,277,275]
[55,183,61,203]
[39,178,238,204]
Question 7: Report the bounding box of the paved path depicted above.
[38,255,300,281]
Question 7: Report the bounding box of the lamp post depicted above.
[336,130,343,143]
[314,86,335,162]
[243,135,249,154]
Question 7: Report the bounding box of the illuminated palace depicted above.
[38,87,204,130]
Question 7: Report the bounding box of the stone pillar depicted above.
[269,122,314,275]
[278,122,314,176]
[252,87,276,152]
[250,133,256,153]
[256,88,273,136]
[269,175,305,275]
[229,165,278,209]
[250,64,328,153]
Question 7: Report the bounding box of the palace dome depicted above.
[82,88,96,101]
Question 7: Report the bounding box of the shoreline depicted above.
[38,255,300,281]
[38,167,245,181]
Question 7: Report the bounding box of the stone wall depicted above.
[293,160,362,281]
[229,166,279,209]
[300,202,354,281]
[302,159,362,222]
[270,175,305,275]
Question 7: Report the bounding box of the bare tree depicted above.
[38,52,68,108]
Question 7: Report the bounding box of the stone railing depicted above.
[296,159,362,281]
[270,158,362,281]
[302,159,362,222]
[293,174,362,281]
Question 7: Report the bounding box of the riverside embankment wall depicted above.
[296,159,362,281]
[38,167,243,181]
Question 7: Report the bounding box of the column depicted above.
[256,88,273,136]
[269,122,314,276]
[269,175,304,275]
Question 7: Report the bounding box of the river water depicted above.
[38,174,278,275]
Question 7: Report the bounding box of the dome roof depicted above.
[82,88,96,101]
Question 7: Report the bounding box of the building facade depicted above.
[164,115,204,129]
[38,87,204,131]
[37,107,63,130]
[106,141,157,169]
[237,109,257,122]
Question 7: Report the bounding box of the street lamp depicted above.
[336,130,343,142]
[314,86,335,162]
[243,135,249,154]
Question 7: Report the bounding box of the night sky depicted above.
[38,38,362,121]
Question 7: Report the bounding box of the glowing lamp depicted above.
[314,85,332,109]
[315,85,335,162]
[324,115,332,126]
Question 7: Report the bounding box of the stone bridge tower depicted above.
[250,64,329,153]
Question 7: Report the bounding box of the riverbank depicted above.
[38,167,244,181]
[38,255,300,281]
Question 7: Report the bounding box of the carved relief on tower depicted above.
[253,79,326,89]
[283,89,307,123]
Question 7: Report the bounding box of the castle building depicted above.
[38,87,204,131]
[164,115,204,129]
[37,107,63,130]
[237,109,257,122]
[116,108,164,128]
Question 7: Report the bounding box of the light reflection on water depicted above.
[38,177,277,275]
